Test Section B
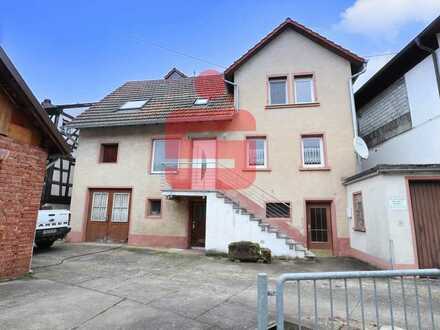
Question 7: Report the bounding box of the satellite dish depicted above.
[353,136,369,159]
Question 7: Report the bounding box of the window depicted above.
[194,98,209,105]
[119,99,149,110]
[151,139,179,173]
[266,202,290,218]
[246,137,267,168]
[353,192,366,232]
[111,193,130,223]
[302,136,325,167]
[91,192,109,221]
[269,77,287,105]
[147,199,162,217]
[100,144,118,163]
[294,75,315,103]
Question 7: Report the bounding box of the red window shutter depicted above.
[101,144,118,163]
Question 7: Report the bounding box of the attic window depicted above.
[194,98,209,106]
[119,100,149,110]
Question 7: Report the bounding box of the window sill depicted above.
[265,102,320,110]
[299,167,331,171]
[150,170,179,175]
[266,217,291,220]
[242,168,272,172]
[146,215,162,219]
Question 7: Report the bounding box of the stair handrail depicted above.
[161,160,292,217]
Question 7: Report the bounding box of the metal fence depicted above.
[257,269,440,330]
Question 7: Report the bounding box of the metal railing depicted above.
[160,160,292,219]
[257,269,440,330]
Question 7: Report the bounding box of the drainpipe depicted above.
[224,79,239,111]
[415,37,440,97]
[349,62,368,138]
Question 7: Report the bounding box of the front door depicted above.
[190,200,206,247]
[192,139,216,190]
[86,189,131,243]
[306,202,333,252]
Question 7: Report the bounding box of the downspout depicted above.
[224,79,239,111]
[349,62,368,138]
[415,37,440,97]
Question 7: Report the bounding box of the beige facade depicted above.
[233,29,356,243]
[69,26,358,254]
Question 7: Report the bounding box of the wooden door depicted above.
[306,202,333,251]
[86,189,131,243]
[409,180,440,268]
[190,201,206,247]
[192,139,216,191]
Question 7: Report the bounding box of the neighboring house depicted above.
[0,47,69,279]
[67,18,365,258]
[40,99,95,209]
[344,16,440,269]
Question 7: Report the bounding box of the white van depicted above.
[35,209,71,248]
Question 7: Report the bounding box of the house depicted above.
[40,99,95,209]
[0,47,69,279]
[67,18,365,258]
[344,16,440,269]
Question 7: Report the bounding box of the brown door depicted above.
[409,180,440,268]
[190,200,206,247]
[86,189,131,243]
[306,202,333,251]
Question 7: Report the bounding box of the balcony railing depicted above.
[160,161,292,219]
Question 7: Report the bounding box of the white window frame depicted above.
[301,136,325,168]
[90,192,109,222]
[151,139,180,174]
[268,77,288,105]
[246,137,267,169]
[294,75,315,104]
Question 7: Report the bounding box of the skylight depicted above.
[119,99,149,110]
[194,98,209,106]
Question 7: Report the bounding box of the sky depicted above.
[1,0,439,111]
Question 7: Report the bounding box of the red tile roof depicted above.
[224,18,366,79]
[68,74,234,128]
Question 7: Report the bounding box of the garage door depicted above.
[409,180,440,268]
[86,189,131,243]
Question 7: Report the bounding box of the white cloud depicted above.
[337,0,440,39]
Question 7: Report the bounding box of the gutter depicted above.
[415,37,440,97]
[224,79,239,110]
[348,63,368,138]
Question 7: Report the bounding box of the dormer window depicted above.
[119,99,149,110]
[194,98,209,106]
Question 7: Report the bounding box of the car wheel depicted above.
[36,240,55,249]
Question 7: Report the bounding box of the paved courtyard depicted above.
[0,242,438,329]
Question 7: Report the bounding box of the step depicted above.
[305,250,316,258]
[224,198,233,204]
[232,203,240,209]
[216,192,224,198]
[249,216,262,223]
[295,244,306,252]
[240,209,249,215]
[259,223,270,231]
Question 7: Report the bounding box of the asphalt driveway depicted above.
[0,242,438,329]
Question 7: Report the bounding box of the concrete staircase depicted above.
[213,191,315,259]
